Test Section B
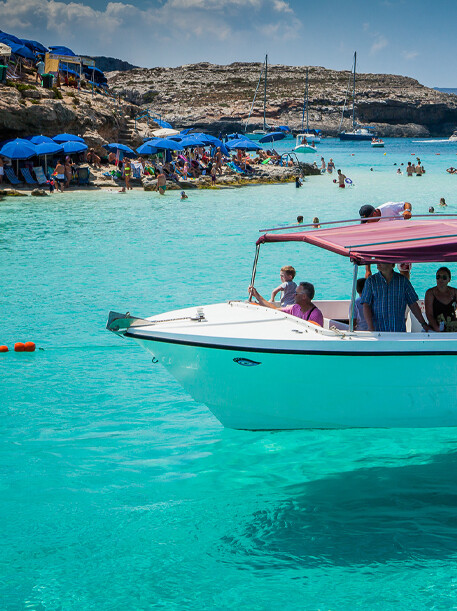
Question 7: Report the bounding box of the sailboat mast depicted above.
[306,68,309,132]
[263,54,268,131]
[352,51,356,129]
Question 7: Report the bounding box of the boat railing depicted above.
[259,214,457,233]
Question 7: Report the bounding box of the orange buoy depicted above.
[14,342,25,352]
[0,345,8,353]
[24,342,36,352]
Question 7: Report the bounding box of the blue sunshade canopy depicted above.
[226,138,262,151]
[49,45,76,56]
[136,142,158,155]
[35,142,64,156]
[62,141,88,154]
[21,39,48,53]
[9,43,35,60]
[0,138,36,159]
[258,131,286,143]
[176,136,207,147]
[0,31,23,45]
[53,133,85,143]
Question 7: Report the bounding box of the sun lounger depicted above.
[20,168,38,185]
[33,167,48,185]
[227,162,247,175]
[76,167,90,185]
[4,167,21,185]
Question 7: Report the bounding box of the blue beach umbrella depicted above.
[29,135,55,145]
[226,132,250,141]
[188,132,223,146]
[177,136,207,148]
[53,133,85,144]
[35,142,64,156]
[226,138,262,151]
[146,138,184,151]
[136,142,158,155]
[103,143,136,157]
[258,131,286,143]
[0,138,36,159]
[62,141,88,154]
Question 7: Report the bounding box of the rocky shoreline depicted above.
[0,161,316,196]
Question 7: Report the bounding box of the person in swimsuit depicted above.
[124,160,132,190]
[424,267,457,332]
[54,160,65,192]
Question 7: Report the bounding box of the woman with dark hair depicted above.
[424,267,457,331]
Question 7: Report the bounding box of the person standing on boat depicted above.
[360,263,429,333]
[359,202,413,279]
[249,282,323,326]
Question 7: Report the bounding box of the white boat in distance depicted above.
[107,217,457,430]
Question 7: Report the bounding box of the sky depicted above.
[1,0,456,87]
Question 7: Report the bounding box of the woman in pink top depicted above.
[249,281,324,326]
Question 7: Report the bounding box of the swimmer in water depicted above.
[180,191,188,200]
[313,216,321,228]
[429,206,435,213]
[297,215,303,224]
[439,197,447,207]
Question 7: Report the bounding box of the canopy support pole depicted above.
[349,262,358,331]
[248,244,260,302]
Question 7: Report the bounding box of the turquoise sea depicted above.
[3,138,457,609]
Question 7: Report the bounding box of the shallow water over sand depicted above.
[2,138,457,609]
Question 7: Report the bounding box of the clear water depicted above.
[3,138,457,609]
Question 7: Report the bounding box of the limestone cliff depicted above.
[107,62,457,137]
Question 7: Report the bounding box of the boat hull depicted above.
[293,145,316,154]
[134,337,457,430]
[339,132,374,141]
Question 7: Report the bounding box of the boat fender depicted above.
[345,178,352,185]
[0,345,8,352]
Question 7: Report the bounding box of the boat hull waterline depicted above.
[112,302,457,430]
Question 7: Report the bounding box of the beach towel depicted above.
[33,167,48,185]
[131,161,143,179]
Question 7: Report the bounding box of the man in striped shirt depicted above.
[360,263,430,332]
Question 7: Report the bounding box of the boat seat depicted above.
[406,300,428,333]
[325,318,350,331]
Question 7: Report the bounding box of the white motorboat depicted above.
[293,134,317,154]
[449,134,457,142]
[107,217,457,430]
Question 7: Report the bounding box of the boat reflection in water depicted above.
[107,216,457,430]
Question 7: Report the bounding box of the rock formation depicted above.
[107,62,457,137]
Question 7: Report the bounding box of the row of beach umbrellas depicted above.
[0,134,88,159]
[0,130,271,162]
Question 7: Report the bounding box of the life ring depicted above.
[345,178,352,185]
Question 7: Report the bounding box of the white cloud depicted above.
[370,35,388,54]
[402,50,419,60]
[272,0,293,13]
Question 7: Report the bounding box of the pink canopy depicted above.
[257,219,457,264]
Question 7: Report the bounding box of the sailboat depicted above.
[294,68,320,153]
[297,68,320,143]
[245,55,271,139]
[338,52,377,141]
